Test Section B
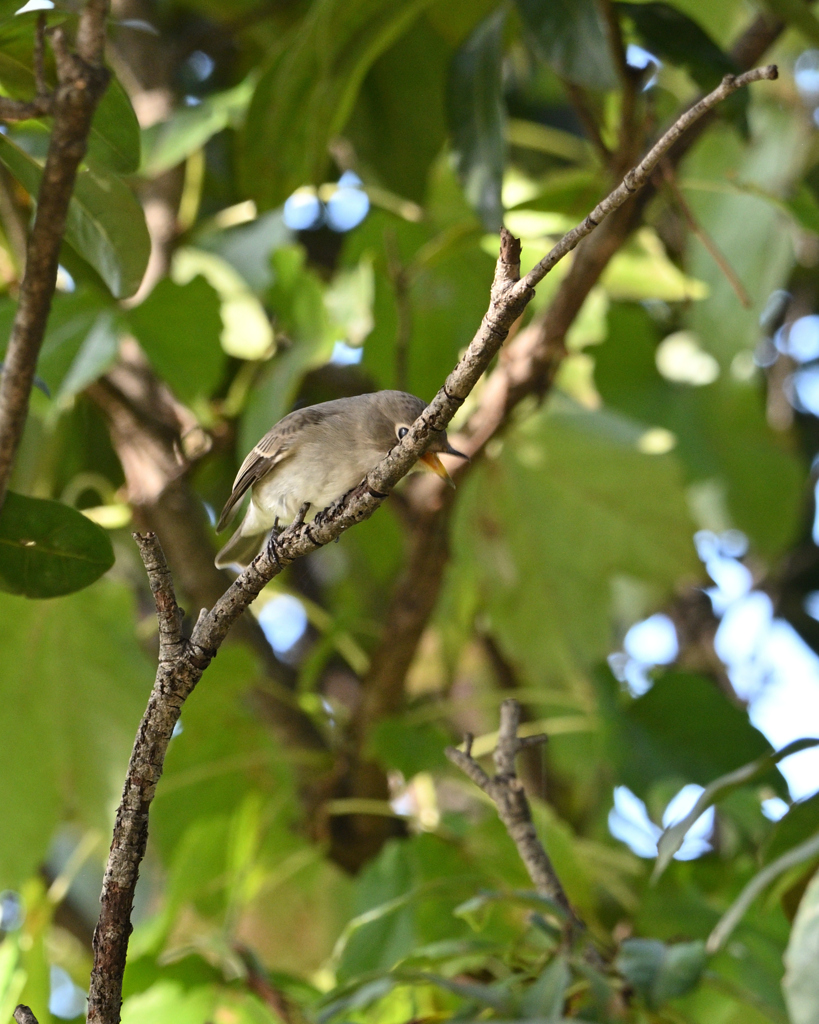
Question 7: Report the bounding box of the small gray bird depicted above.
[215,390,466,569]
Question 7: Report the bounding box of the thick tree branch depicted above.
[446,699,582,932]
[0,4,111,512]
[88,66,776,1023]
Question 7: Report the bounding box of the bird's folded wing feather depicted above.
[216,429,294,532]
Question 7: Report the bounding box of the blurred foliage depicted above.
[1,0,819,1023]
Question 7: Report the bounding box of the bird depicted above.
[214,390,466,569]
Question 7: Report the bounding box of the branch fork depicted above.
[446,700,582,933]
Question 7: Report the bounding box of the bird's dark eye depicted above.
[397,426,409,439]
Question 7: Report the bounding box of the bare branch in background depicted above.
[659,159,751,308]
[446,699,582,931]
[0,0,112,511]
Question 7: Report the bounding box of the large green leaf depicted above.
[0,580,150,884]
[0,490,114,598]
[0,132,150,297]
[241,0,439,209]
[514,0,617,90]
[126,275,225,403]
[90,77,142,174]
[446,8,506,230]
[784,869,819,1024]
[608,670,774,798]
[449,400,698,685]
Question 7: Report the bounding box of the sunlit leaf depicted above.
[0,132,150,297]
[141,77,253,175]
[0,491,114,598]
[446,8,506,231]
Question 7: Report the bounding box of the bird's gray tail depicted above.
[214,527,268,570]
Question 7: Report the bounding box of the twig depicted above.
[0,95,54,121]
[659,159,751,308]
[563,80,611,166]
[446,700,582,931]
[132,533,183,657]
[0,1,111,512]
[384,227,412,391]
[13,1006,40,1024]
[89,65,777,1023]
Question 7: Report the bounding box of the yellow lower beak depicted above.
[420,451,456,488]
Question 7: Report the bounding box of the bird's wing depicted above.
[216,427,295,532]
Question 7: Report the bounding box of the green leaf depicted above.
[596,302,804,556]
[126,275,225,402]
[446,8,506,231]
[90,76,142,174]
[654,738,819,878]
[514,0,617,91]
[241,0,439,209]
[616,938,706,1009]
[0,580,151,884]
[0,491,114,598]
[368,717,451,777]
[613,671,774,798]
[141,77,253,176]
[450,400,697,684]
[521,955,570,1019]
[784,869,819,1024]
[54,309,120,404]
[0,132,150,298]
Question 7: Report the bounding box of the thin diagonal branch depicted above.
[90,65,776,1023]
[446,700,580,931]
[0,95,54,121]
[0,1,111,512]
[659,159,751,308]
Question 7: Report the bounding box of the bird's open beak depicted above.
[420,444,468,489]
